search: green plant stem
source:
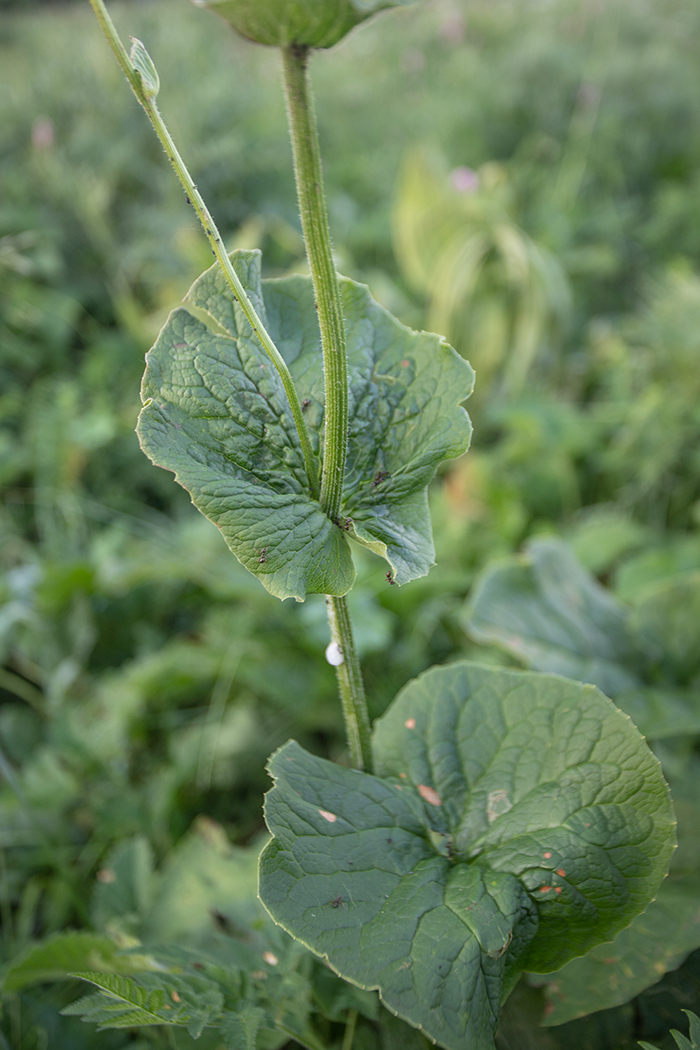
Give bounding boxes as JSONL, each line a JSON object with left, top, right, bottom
{"left": 0, "top": 669, "right": 44, "bottom": 713}
{"left": 281, "top": 46, "right": 347, "bottom": 523}
{"left": 88, "top": 0, "right": 320, "bottom": 501}
{"left": 282, "top": 47, "right": 372, "bottom": 771}
{"left": 326, "top": 597, "right": 373, "bottom": 773}
{"left": 341, "top": 1010, "right": 358, "bottom": 1050}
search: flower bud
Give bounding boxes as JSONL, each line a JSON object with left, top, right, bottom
{"left": 129, "top": 37, "right": 160, "bottom": 99}
{"left": 193, "top": 0, "right": 414, "bottom": 50}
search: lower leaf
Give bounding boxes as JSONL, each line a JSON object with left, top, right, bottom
{"left": 258, "top": 663, "right": 675, "bottom": 1050}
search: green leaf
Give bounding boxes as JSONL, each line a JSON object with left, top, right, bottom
{"left": 259, "top": 663, "right": 674, "bottom": 1050}
{"left": 91, "top": 835, "right": 155, "bottom": 934}
{"left": 62, "top": 970, "right": 223, "bottom": 1030}
{"left": 537, "top": 764, "right": 700, "bottom": 1023}
{"left": 679, "top": 1012, "right": 700, "bottom": 1050}
{"left": 462, "top": 538, "right": 644, "bottom": 695}
{"left": 613, "top": 686, "right": 700, "bottom": 740}
{"left": 0, "top": 932, "right": 144, "bottom": 992}
{"left": 138, "top": 251, "right": 473, "bottom": 600}
{"left": 535, "top": 875, "right": 700, "bottom": 1025}
{"left": 193, "top": 0, "right": 416, "bottom": 50}
{"left": 630, "top": 572, "right": 700, "bottom": 684}
{"left": 142, "top": 816, "right": 263, "bottom": 942}
{"left": 221, "top": 1002, "right": 267, "bottom": 1050}
{"left": 639, "top": 1010, "right": 700, "bottom": 1050}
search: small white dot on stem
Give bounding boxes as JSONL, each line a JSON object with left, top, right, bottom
{"left": 325, "top": 641, "right": 344, "bottom": 666}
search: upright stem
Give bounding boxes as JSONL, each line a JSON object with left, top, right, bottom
{"left": 282, "top": 46, "right": 372, "bottom": 772}
{"left": 88, "top": 0, "right": 319, "bottom": 500}
{"left": 281, "top": 46, "right": 347, "bottom": 523}
{"left": 326, "top": 597, "right": 373, "bottom": 773}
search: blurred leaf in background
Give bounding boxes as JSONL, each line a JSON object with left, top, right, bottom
{"left": 394, "top": 148, "right": 571, "bottom": 400}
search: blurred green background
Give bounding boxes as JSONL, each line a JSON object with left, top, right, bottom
{"left": 1, "top": 0, "right": 700, "bottom": 1046}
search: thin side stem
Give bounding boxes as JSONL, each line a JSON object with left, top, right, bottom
{"left": 341, "top": 1011, "right": 358, "bottom": 1050}
{"left": 281, "top": 46, "right": 347, "bottom": 523}
{"left": 88, "top": 0, "right": 319, "bottom": 500}
{"left": 326, "top": 597, "right": 373, "bottom": 773}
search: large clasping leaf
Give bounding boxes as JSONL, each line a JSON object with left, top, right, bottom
{"left": 258, "top": 663, "right": 674, "bottom": 1050}
{"left": 137, "top": 251, "right": 473, "bottom": 601}
{"left": 193, "top": 0, "right": 416, "bottom": 50}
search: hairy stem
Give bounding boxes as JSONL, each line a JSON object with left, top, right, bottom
{"left": 282, "top": 47, "right": 372, "bottom": 770}
{"left": 88, "top": 0, "right": 320, "bottom": 500}
{"left": 326, "top": 597, "right": 373, "bottom": 773}
{"left": 281, "top": 46, "right": 347, "bottom": 522}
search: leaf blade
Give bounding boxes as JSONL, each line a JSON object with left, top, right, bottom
{"left": 139, "top": 252, "right": 473, "bottom": 599}
{"left": 260, "top": 663, "right": 674, "bottom": 1050}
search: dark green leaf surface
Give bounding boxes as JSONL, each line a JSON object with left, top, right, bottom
{"left": 462, "top": 538, "right": 644, "bottom": 695}
{"left": 537, "top": 765, "right": 700, "bottom": 1023}
{"left": 630, "top": 573, "right": 700, "bottom": 684}
{"left": 138, "top": 252, "right": 473, "bottom": 600}
{"left": 536, "top": 876, "right": 700, "bottom": 1025}
{"left": 259, "top": 663, "right": 674, "bottom": 1050}
{"left": 194, "top": 0, "right": 415, "bottom": 49}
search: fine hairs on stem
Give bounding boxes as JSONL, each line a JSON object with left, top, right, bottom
{"left": 281, "top": 44, "right": 373, "bottom": 771}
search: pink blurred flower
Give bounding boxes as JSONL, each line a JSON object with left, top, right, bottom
{"left": 450, "top": 167, "right": 479, "bottom": 193}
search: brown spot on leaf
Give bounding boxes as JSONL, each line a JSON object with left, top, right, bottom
{"left": 417, "top": 784, "right": 442, "bottom": 806}
{"left": 404, "top": 718, "right": 416, "bottom": 729}
{"left": 319, "top": 809, "right": 337, "bottom": 823}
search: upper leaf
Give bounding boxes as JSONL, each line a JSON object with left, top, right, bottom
{"left": 138, "top": 251, "right": 473, "bottom": 601}
{"left": 259, "top": 662, "right": 674, "bottom": 1050}
{"left": 193, "top": 0, "right": 415, "bottom": 50}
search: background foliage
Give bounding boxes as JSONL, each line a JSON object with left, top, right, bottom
{"left": 1, "top": 0, "right": 700, "bottom": 1046}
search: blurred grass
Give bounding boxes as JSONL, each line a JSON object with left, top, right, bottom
{"left": 2, "top": 0, "right": 700, "bottom": 1046}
